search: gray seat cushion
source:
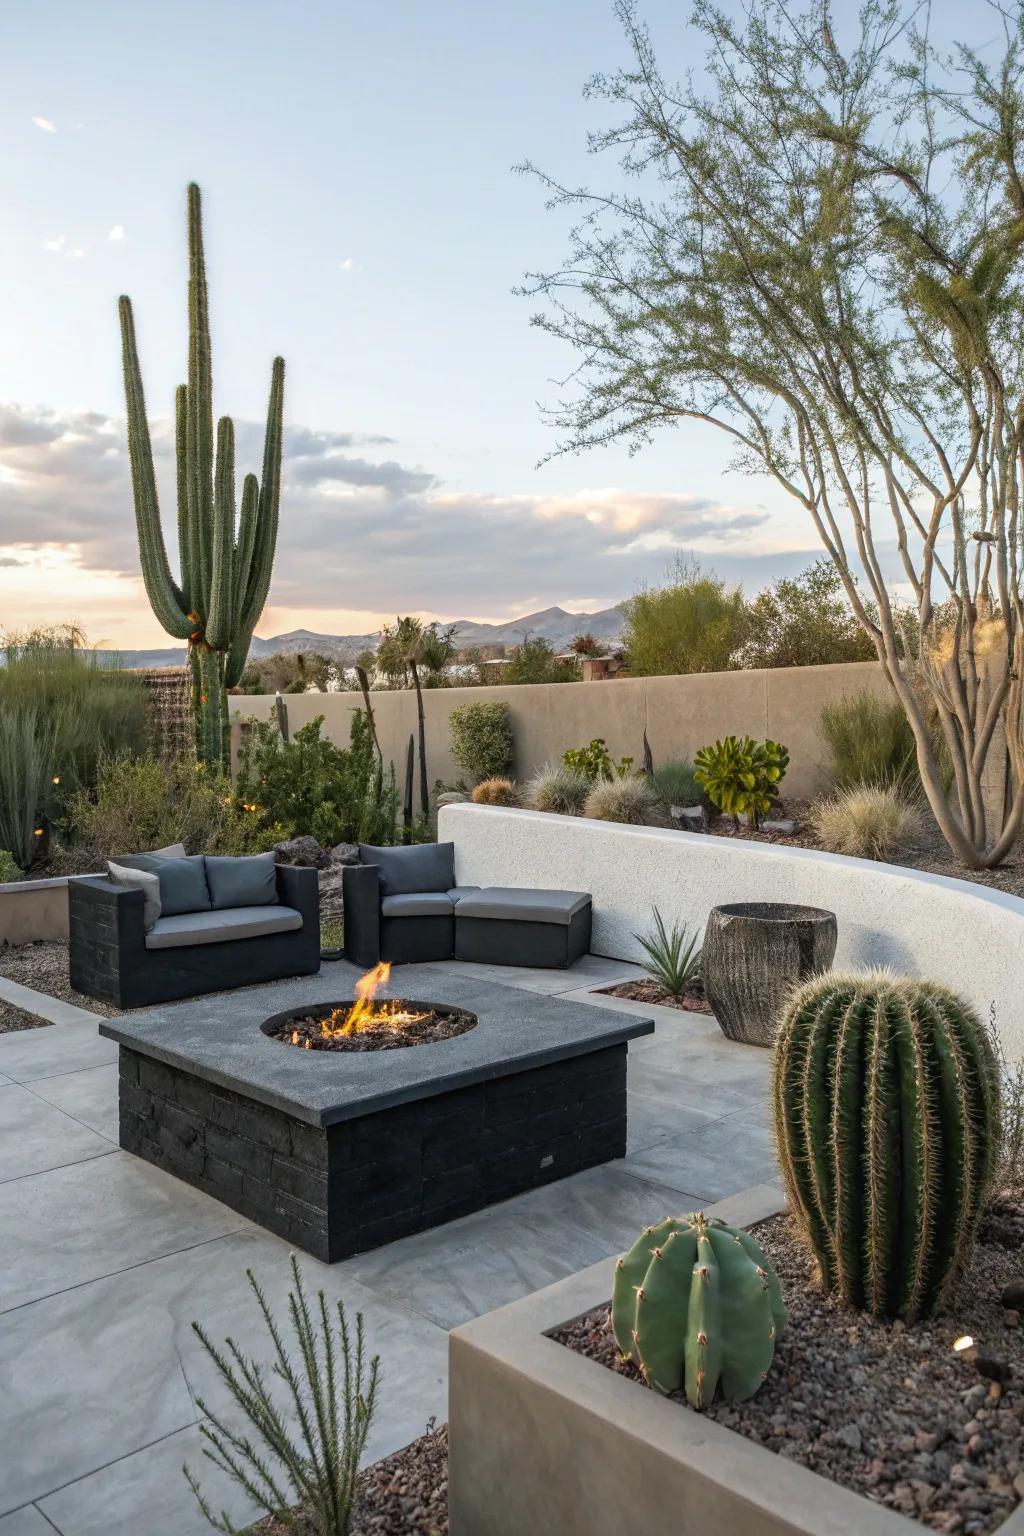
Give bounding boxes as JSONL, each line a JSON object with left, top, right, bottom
{"left": 116, "top": 852, "right": 211, "bottom": 916}
{"left": 144, "top": 904, "right": 302, "bottom": 950}
{"left": 205, "top": 852, "right": 278, "bottom": 910}
{"left": 359, "top": 841, "right": 455, "bottom": 896}
{"left": 455, "top": 887, "right": 591, "bottom": 925}
{"left": 381, "top": 891, "right": 456, "bottom": 918}
{"left": 448, "top": 886, "right": 480, "bottom": 904}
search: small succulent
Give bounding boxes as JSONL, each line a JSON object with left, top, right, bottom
{"left": 694, "top": 735, "right": 789, "bottom": 823}
{"left": 611, "top": 1213, "right": 786, "bottom": 1408}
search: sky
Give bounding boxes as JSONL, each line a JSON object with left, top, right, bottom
{"left": 0, "top": 0, "right": 969, "bottom": 648}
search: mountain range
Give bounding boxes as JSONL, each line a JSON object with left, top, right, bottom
{"left": 107, "top": 604, "right": 626, "bottom": 671}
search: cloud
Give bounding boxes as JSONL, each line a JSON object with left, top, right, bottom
{"left": 66, "top": 248, "right": 86, "bottom": 261}
{"left": 32, "top": 115, "right": 56, "bottom": 133}
{"left": 0, "top": 557, "right": 27, "bottom": 568}
{"left": 338, "top": 257, "right": 359, "bottom": 271}
{"left": 108, "top": 225, "right": 125, "bottom": 241}
{"left": 42, "top": 235, "right": 66, "bottom": 253}
{"left": 0, "top": 399, "right": 789, "bottom": 621}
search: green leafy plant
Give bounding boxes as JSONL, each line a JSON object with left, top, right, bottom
{"left": 633, "top": 909, "right": 702, "bottom": 997}
{"left": 470, "top": 777, "right": 522, "bottom": 806}
{"left": 733, "top": 561, "right": 877, "bottom": 669}
{"left": 819, "top": 690, "right": 918, "bottom": 791}
{"left": 503, "top": 636, "right": 577, "bottom": 684}
{"left": 774, "top": 972, "right": 1001, "bottom": 1322}
{"left": 611, "top": 1213, "right": 786, "bottom": 1406}
{"left": 693, "top": 736, "right": 789, "bottom": 824}
{"left": 184, "top": 1255, "right": 379, "bottom": 1535}
{"left": 0, "top": 850, "right": 19, "bottom": 884}
{"left": 619, "top": 557, "right": 747, "bottom": 677}
{"left": 525, "top": 762, "right": 591, "bottom": 815}
{"left": 810, "top": 783, "right": 922, "bottom": 862}
{"left": 562, "top": 738, "right": 633, "bottom": 782}
{"left": 583, "top": 775, "right": 661, "bottom": 824}
{"left": 448, "top": 701, "right": 513, "bottom": 783}
{"left": 119, "top": 183, "right": 284, "bottom": 768}
{"left": 651, "top": 758, "right": 703, "bottom": 809}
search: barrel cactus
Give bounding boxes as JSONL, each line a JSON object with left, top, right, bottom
{"left": 119, "top": 183, "right": 284, "bottom": 767}
{"left": 611, "top": 1213, "right": 787, "bottom": 1408}
{"left": 773, "top": 972, "right": 1001, "bottom": 1323}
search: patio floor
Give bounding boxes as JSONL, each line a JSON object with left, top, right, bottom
{"left": 0, "top": 953, "right": 779, "bottom": 1535}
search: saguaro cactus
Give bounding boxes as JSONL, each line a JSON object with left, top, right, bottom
{"left": 611, "top": 1213, "right": 786, "bottom": 1408}
{"left": 773, "top": 972, "right": 1001, "bottom": 1322}
{"left": 119, "top": 183, "right": 284, "bottom": 765}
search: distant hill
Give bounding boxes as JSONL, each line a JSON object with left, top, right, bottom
{"left": 106, "top": 604, "right": 625, "bottom": 671}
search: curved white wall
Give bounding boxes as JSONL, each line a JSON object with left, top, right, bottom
{"left": 439, "top": 803, "right": 1024, "bottom": 1060}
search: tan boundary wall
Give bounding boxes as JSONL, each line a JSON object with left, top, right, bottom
{"left": 229, "top": 659, "right": 889, "bottom": 801}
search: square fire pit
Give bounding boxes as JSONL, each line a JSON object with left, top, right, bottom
{"left": 98, "top": 964, "right": 654, "bottom": 1262}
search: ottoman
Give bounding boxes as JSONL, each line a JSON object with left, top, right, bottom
{"left": 454, "top": 887, "right": 592, "bottom": 969}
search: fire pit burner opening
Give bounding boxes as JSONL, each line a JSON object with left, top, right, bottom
{"left": 262, "top": 962, "right": 477, "bottom": 1053}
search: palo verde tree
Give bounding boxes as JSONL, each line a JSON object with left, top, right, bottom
{"left": 520, "top": 1, "right": 1024, "bottom": 867}
{"left": 119, "top": 183, "right": 284, "bottom": 767}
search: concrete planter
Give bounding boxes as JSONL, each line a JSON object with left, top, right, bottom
{"left": 702, "top": 902, "right": 837, "bottom": 1047}
{"left": 0, "top": 875, "right": 81, "bottom": 945}
{"left": 448, "top": 1183, "right": 1010, "bottom": 1536}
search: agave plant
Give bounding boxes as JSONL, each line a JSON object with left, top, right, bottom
{"left": 632, "top": 908, "right": 702, "bottom": 997}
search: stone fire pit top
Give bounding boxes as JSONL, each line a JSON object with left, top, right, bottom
{"left": 98, "top": 963, "right": 654, "bottom": 1126}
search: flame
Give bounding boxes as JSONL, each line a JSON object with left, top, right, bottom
{"left": 308, "top": 963, "right": 429, "bottom": 1040}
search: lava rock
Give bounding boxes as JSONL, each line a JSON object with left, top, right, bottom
{"left": 273, "top": 835, "right": 330, "bottom": 869}
{"left": 1000, "top": 1279, "right": 1024, "bottom": 1311}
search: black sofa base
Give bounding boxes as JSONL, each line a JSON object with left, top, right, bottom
{"left": 118, "top": 1040, "right": 628, "bottom": 1261}
{"left": 455, "top": 907, "right": 592, "bottom": 970}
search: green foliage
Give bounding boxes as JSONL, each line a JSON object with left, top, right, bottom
{"left": 239, "top": 652, "right": 338, "bottom": 695}
{"left": 583, "top": 775, "right": 661, "bottom": 824}
{"left": 449, "top": 701, "right": 513, "bottom": 783}
{"left": 0, "top": 850, "right": 19, "bottom": 884}
{"left": 562, "top": 737, "right": 634, "bottom": 782}
{"left": 235, "top": 712, "right": 398, "bottom": 848}
{"left": 620, "top": 559, "right": 745, "bottom": 677}
{"left": 632, "top": 908, "right": 702, "bottom": 997}
{"left": 525, "top": 762, "right": 591, "bottom": 815}
{"left": 819, "top": 690, "right": 918, "bottom": 790}
{"left": 734, "top": 562, "right": 876, "bottom": 670}
{"left": 119, "top": 183, "right": 284, "bottom": 767}
{"left": 67, "top": 755, "right": 283, "bottom": 863}
{"left": 651, "top": 758, "right": 703, "bottom": 808}
{"left": 184, "top": 1254, "right": 379, "bottom": 1535}
{"left": 503, "top": 636, "right": 577, "bottom": 685}
{"left": 0, "top": 706, "right": 59, "bottom": 870}
{"left": 694, "top": 737, "right": 789, "bottom": 823}
{"left": 470, "top": 777, "right": 522, "bottom": 806}
{"left": 811, "top": 783, "right": 922, "bottom": 861}
{"left": 774, "top": 973, "right": 1001, "bottom": 1322}
{"left": 611, "top": 1213, "right": 787, "bottom": 1407}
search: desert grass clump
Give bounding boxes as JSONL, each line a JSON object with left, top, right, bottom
{"left": 819, "top": 690, "right": 917, "bottom": 790}
{"left": 185, "top": 1254, "right": 379, "bottom": 1535}
{"left": 774, "top": 971, "right": 1001, "bottom": 1321}
{"left": 525, "top": 762, "right": 591, "bottom": 816}
{"left": 633, "top": 908, "right": 702, "bottom": 996}
{"left": 651, "top": 757, "right": 703, "bottom": 808}
{"left": 810, "top": 783, "right": 922, "bottom": 862}
{"left": 584, "top": 775, "right": 662, "bottom": 825}
{"left": 471, "top": 777, "right": 522, "bottom": 807}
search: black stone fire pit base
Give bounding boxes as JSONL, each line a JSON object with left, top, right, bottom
{"left": 101, "top": 965, "right": 654, "bottom": 1262}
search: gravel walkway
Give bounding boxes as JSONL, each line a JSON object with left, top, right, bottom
{"left": 554, "top": 1193, "right": 1024, "bottom": 1534}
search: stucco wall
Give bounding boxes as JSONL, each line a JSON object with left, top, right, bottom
{"left": 439, "top": 803, "right": 1024, "bottom": 1060}
{"left": 230, "top": 659, "right": 888, "bottom": 800}
{"left": 0, "top": 878, "right": 73, "bottom": 945}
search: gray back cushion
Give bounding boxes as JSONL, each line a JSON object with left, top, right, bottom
{"left": 204, "top": 852, "right": 278, "bottom": 911}
{"left": 116, "top": 852, "right": 211, "bottom": 916}
{"left": 107, "top": 861, "right": 161, "bottom": 931}
{"left": 359, "top": 841, "right": 455, "bottom": 896}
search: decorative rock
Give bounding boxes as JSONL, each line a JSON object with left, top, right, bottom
{"left": 273, "top": 835, "right": 330, "bottom": 869}
{"left": 329, "top": 842, "right": 359, "bottom": 866}
{"left": 1001, "top": 1309, "right": 1020, "bottom": 1329}
{"left": 1000, "top": 1280, "right": 1024, "bottom": 1311}
{"left": 836, "top": 1423, "right": 863, "bottom": 1452}
{"left": 701, "top": 902, "right": 838, "bottom": 1047}
{"left": 436, "top": 791, "right": 469, "bottom": 810}
{"left": 761, "top": 818, "right": 796, "bottom": 835}
{"left": 671, "top": 806, "right": 706, "bottom": 833}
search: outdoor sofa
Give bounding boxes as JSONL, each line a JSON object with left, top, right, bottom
{"left": 69, "top": 845, "right": 320, "bottom": 1008}
{"left": 342, "top": 841, "right": 592, "bottom": 969}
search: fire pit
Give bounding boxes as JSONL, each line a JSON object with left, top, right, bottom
{"left": 265, "top": 962, "right": 477, "bottom": 1052}
{"left": 99, "top": 964, "right": 654, "bottom": 1262}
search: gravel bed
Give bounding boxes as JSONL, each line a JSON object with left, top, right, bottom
{"left": 0, "top": 940, "right": 114, "bottom": 1027}
{"left": 552, "top": 1194, "right": 1024, "bottom": 1533}
{"left": 597, "top": 977, "right": 713, "bottom": 1015}
{"left": 248, "top": 1421, "right": 447, "bottom": 1534}
{"left": 0, "top": 1005, "right": 52, "bottom": 1034}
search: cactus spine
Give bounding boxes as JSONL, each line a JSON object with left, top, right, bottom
{"left": 773, "top": 972, "right": 1001, "bottom": 1323}
{"left": 119, "top": 183, "right": 284, "bottom": 766}
{"left": 611, "top": 1213, "right": 786, "bottom": 1408}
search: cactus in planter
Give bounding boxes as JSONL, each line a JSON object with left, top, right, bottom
{"left": 611, "top": 1213, "right": 786, "bottom": 1408}
{"left": 119, "top": 183, "right": 284, "bottom": 767}
{"left": 773, "top": 973, "right": 1001, "bottom": 1322}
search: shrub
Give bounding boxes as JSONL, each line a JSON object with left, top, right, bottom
{"left": 733, "top": 560, "right": 876, "bottom": 669}
{"left": 449, "top": 701, "right": 513, "bottom": 782}
{"left": 632, "top": 908, "right": 702, "bottom": 996}
{"left": 987, "top": 1003, "right": 1024, "bottom": 1192}
{"left": 471, "top": 777, "right": 521, "bottom": 806}
{"left": 621, "top": 557, "right": 746, "bottom": 676}
{"left": 185, "top": 1254, "right": 379, "bottom": 1535}
{"left": 0, "top": 705, "right": 61, "bottom": 870}
{"left": 693, "top": 736, "right": 789, "bottom": 823}
{"left": 0, "top": 850, "right": 21, "bottom": 883}
{"left": 819, "top": 689, "right": 917, "bottom": 789}
{"left": 525, "top": 762, "right": 591, "bottom": 815}
{"left": 67, "top": 755, "right": 284, "bottom": 861}
{"left": 774, "top": 972, "right": 1001, "bottom": 1321}
{"left": 584, "top": 775, "right": 662, "bottom": 824}
{"left": 562, "top": 738, "right": 633, "bottom": 782}
{"left": 235, "top": 711, "right": 397, "bottom": 847}
{"left": 651, "top": 758, "right": 703, "bottom": 808}
{"left": 503, "top": 636, "right": 576, "bottom": 685}
{"left": 810, "top": 783, "right": 922, "bottom": 861}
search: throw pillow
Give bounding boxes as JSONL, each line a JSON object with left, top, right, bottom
{"left": 358, "top": 841, "right": 455, "bottom": 896}
{"left": 204, "top": 852, "right": 278, "bottom": 910}
{"left": 107, "top": 861, "right": 162, "bottom": 931}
